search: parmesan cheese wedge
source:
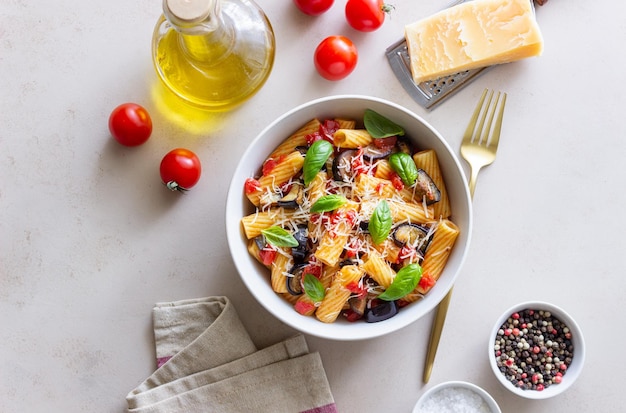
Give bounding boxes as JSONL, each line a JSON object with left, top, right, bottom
{"left": 404, "top": 0, "right": 544, "bottom": 83}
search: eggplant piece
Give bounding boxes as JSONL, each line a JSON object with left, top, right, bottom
{"left": 392, "top": 223, "right": 430, "bottom": 251}
{"left": 286, "top": 263, "right": 307, "bottom": 295}
{"left": 292, "top": 226, "right": 309, "bottom": 263}
{"left": 397, "top": 139, "right": 412, "bottom": 155}
{"left": 365, "top": 300, "right": 398, "bottom": 323}
{"left": 362, "top": 143, "right": 395, "bottom": 162}
{"left": 413, "top": 169, "right": 441, "bottom": 205}
{"left": 332, "top": 149, "right": 356, "bottom": 182}
{"left": 295, "top": 145, "right": 308, "bottom": 155}
{"left": 276, "top": 184, "right": 304, "bottom": 209}
{"left": 348, "top": 295, "right": 367, "bottom": 317}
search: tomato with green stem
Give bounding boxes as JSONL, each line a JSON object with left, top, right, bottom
{"left": 314, "top": 36, "right": 358, "bottom": 81}
{"left": 159, "top": 148, "right": 202, "bottom": 192}
{"left": 345, "top": 0, "right": 394, "bottom": 32}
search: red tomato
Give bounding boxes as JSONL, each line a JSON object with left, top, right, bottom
{"left": 159, "top": 148, "right": 202, "bottom": 192}
{"left": 293, "top": 0, "right": 334, "bottom": 15}
{"left": 345, "top": 0, "right": 394, "bottom": 32}
{"left": 314, "top": 36, "right": 358, "bottom": 81}
{"left": 108, "top": 103, "right": 152, "bottom": 146}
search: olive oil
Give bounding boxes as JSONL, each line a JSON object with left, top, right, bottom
{"left": 152, "top": 0, "right": 275, "bottom": 111}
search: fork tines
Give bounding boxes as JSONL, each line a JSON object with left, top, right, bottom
{"left": 466, "top": 89, "right": 507, "bottom": 146}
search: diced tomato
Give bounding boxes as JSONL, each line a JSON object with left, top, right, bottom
{"left": 323, "top": 119, "right": 341, "bottom": 135}
{"left": 261, "top": 155, "right": 286, "bottom": 176}
{"left": 344, "top": 309, "right": 362, "bottom": 322}
{"left": 244, "top": 178, "right": 261, "bottom": 194}
{"left": 398, "top": 245, "right": 419, "bottom": 263}
{"left": 305, "top": 132, "right": 322, "bottom": 146}
{"left": 418, "top": 273, "right": 436, "bottom": 290}
{"left": 373, "top": 136, "right": 397, "bottom": 149}
{"left": 295, "top": 300, "right": 316, "bottom": 315}
{"left": 259, "top": 247, "right": 277, "bottom": 266}
{"left": 302, "top": 262, "right": 322, "bottom": 279}
{"left": 390, "top": 172, "right": 404, "bottom": 190}
{"left": 344, "top": 237, "right": 362, "bottom": 259}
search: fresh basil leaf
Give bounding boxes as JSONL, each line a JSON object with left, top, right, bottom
{"left": 368, "top": 200, "right": 392, "bottom": 245}
{"left": 378, "top": 263, "right": 423, "bottom": 301}
{"left": 310, "top": 194, "right": 347, "bottom": 213}
{"left": 389, "top": 152, "right": 418, "bottom": 186}
{"left": 303, "top": 140, "right": 333, "bottom": 185}
{"left": 261, "top": 226, "right": 299, "bottom": 247}
{"left": 304, "top": 273, "right": 325, "bottom": 302}
{"left": 363, "top": 109, "right": 405, "bottom": 139}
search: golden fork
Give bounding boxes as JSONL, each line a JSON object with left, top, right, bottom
{"left": 422, "top": 89, "right": 507, "bottom": 383}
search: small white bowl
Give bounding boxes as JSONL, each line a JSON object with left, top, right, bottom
{"left": 413, "top": 381, "right": 501, "bottom": 413}
{"left": 225, "top": 95, "right": 472, "bottom": 340}
{"left": 488, "top": 301, "right": 585, "bottom": 399}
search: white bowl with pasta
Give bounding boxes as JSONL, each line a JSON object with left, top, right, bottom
{"left": 225, "top": 95, "right": 472, "bottom": 340}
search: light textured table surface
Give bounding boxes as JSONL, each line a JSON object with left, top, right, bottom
{"left": 2, "top": 1, "right": 624, "bottom": 412}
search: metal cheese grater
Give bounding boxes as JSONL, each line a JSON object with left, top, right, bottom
{"left": 385, "top": 38, "right": 489, "bottom": 110}
{"left": 385, "top": 0, "right": 489, "bottom": 110}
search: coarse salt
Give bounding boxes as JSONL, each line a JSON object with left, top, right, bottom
{"left": 418, "top": 387, "right": 491, "bottom": 413}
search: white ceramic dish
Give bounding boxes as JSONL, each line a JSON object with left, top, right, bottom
{"left": 225, "top": 95, "right": 472, "bottom": 340}
{"left": 488, "top": 301, "right": 585, "bottom": 399}
{"left": 412, "top": 381, "right": 501, "bottom": 413}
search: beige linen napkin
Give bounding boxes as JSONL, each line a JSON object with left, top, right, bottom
{"left": 126, "top": 296, "right": 338, "bottom": 413}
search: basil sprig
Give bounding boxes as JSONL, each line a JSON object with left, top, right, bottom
{"left": 389, "top": 152, "right": 418, "bottom": 186}
{"left": 363, "top": 109, "right": 405, "bottom": 139}
{"left": 261, "top": 226, "right": 299, "bottom": 247}
{"left": 303, "top": 140, "right": 333, "bottom": 185}
{"left": 368, "top": 200, "right": 392, "bottom": 245}
{"left": 378, "top": 263, "right": 423, "bottom": 301}
{"left": 304, "top": 273, "right": 325, "bottom": 302}
{"left": 310, "top": 194, "right": 347, "bottom": 213}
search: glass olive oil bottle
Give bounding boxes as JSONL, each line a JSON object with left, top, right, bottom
{"left": 152, "top": 0, "right": 275, "bottom": 111}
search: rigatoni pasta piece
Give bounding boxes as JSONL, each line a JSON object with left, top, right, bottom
{"left": 362, "top": 249, "right": 396, "bottom": 289}
{"left": 307, "top": 170, "right": 328, "bottom": 205}
{"left": 333, "top": 129, "right": 373, "bottom": 148}
{"left": 270, "top": 249, "right": 292, "bottom": 293}
{"left": 268, "top": 119, "right": 320, "bottom": 159}
{"left": 413, "top": 149, "right": 451, "bottom": 219}
{"left": 420, "top": 219, "right": 459, "bottom": 286}
{"left": 241, "top": 208, "right": 294, "bottom": 239}
{"left": 401, "top": 219, "right": 460, "bottom": 304}
{"left": 334, "top": 118, "right": 356, "bottom": 130}
{"left": 386, "top": 199, "right": 434, "bottom": 224}
{"left": 316, "top": 265, "right": 364, "bottom": 323}
{"left": 246, "top": 151, "right": 305, "bottom": 207}
{"left": 353, "top": 173, "right": 396, "bottom": 200}
{"left": 247, "top": 239, "right": 269, "bottom": 268}
{"left": 314, "top": 201, "right": 359, "bottom": 266}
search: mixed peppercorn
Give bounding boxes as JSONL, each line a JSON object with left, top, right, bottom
{"left": 493, "top": 309, "right": 574, "bottom": 391}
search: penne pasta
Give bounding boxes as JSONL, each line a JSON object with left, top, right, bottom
{"left": 362, "top": 249, "right": 396, "bottom": 289}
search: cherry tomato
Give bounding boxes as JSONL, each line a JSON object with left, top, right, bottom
{"left": 108, "top": 103, "right": 152, "bottom": 146}
{"left": 293, "top": 0, "right": 334, "bottom": 15}
{"left": 314, "top": 36, "right": 358, "bottom": 81}
{"left": 345, "top": 0, "right": 394, "bottom": 32}
{"left": 159, "top": 148, "right": 202, "bottom": 192}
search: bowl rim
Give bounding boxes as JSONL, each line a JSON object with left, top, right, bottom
{"left": 225, "top": 94, "right": 473, "bottom": 340}
{"left": 412, "top": 380, "right": 501, "bottom": 413}
{"left": 488, "top": 300, "right": 586, "bottom": 399}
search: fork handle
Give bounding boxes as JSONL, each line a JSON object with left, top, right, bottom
{"left": 423, "top": 287, "right": 454, "bottom": 383}
{"left": 468, "top": 165, "right": 481, "bottom": 198}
